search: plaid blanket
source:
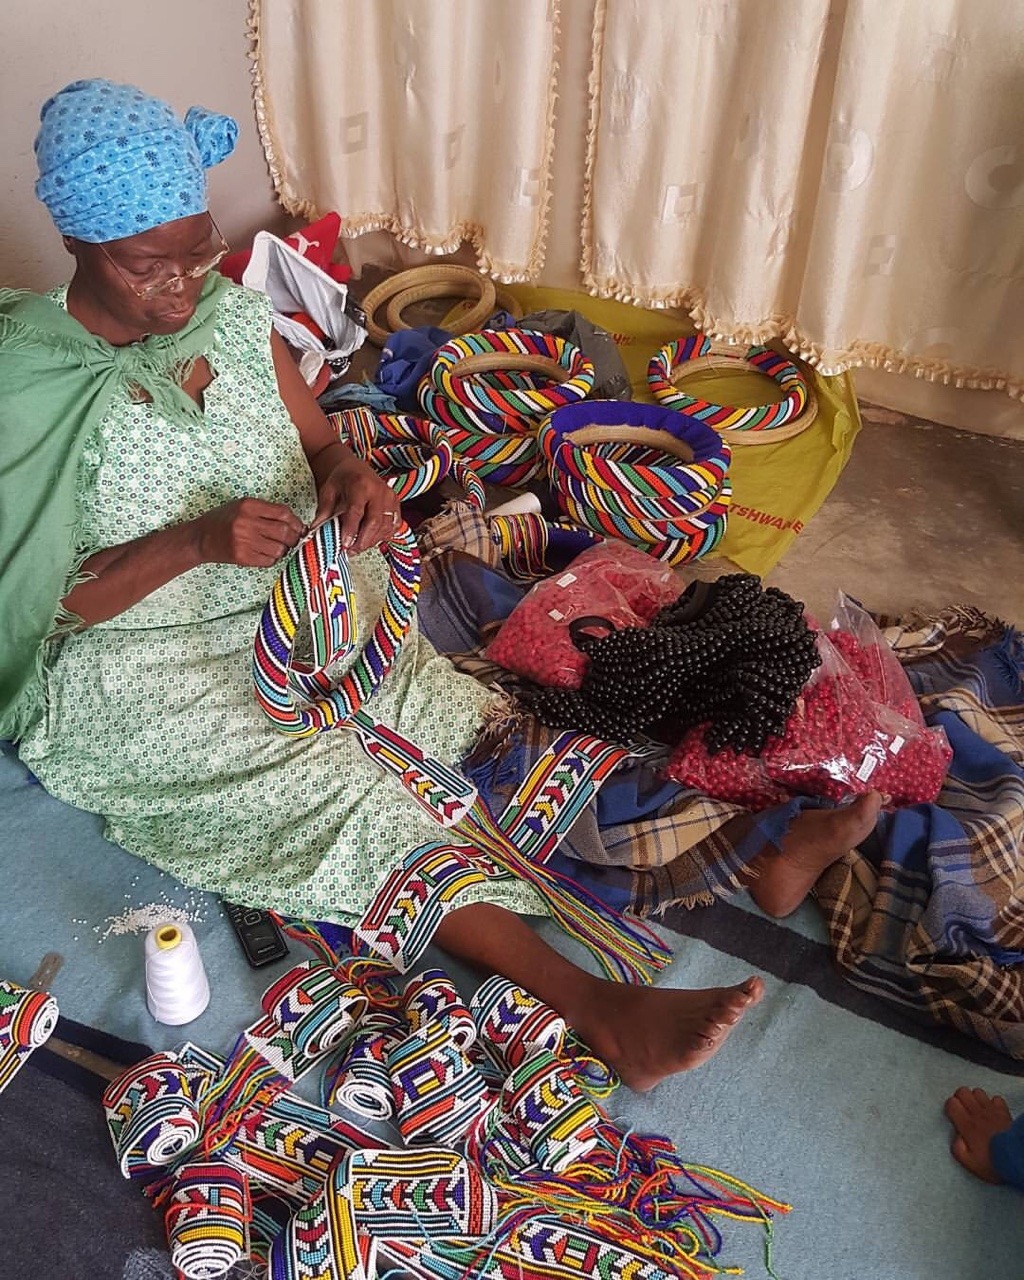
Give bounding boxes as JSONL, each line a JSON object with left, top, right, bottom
{"left": 815, "top": 612, "right": 1024, "bottom": 1057}
{"left": 418, "top": 505, "right": 1024, "bottom": 1057}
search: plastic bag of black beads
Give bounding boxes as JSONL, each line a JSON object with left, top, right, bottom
{"left": 485, "top": 541, "right": 680, "bottom": 689}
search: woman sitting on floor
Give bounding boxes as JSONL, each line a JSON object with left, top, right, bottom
{"left": 0, "top": 79, "right": 879, "bottom": 1091}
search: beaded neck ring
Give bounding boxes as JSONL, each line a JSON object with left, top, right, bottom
{"left": 417, "top": 329, "right": 596, "bottom": 487}
{"left": 647, "top": 333, "right": 817, "bottom": 443}
{"left": 538, "top": 400, "right": 732, "bottom": 565}
{"left": 329, "top": 407, "right": 485, "bottom": 509}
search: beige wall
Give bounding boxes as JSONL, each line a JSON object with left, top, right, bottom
{"left": 4, "top": 1, "right": 1021, "bottom": 438}
{"left": 0, "top": 0, "right": 287, "bottom": 292}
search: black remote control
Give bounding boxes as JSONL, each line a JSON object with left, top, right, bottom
{"left": 223, "top": 902, "right": 289, "bottom": 969}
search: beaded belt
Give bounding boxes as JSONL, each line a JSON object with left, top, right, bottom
{"left": 252, "top": 519, "right": 670, "bottom": 986}
{"left": 0, "top": 978, "right": 59, "bottom": 1095}
{"left": 417, "top": 330, "right": 596, "bottom": 486}
{"left": 647, "top": 333, "right": 817, "bottom": 442}
{"left": 538, "top": 401, "right": 732, "bottom": 564}
{"left": 329, "top": 406, "right": 485, "bottom": 509}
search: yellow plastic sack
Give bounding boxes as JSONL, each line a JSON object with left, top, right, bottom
{"left": 498, "top": 285, "right": 861, "bottom": 577}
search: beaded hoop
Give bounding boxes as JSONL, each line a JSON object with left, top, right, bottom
{"left": 539, "top": 401, "right": 732, "bottom": 565}
{"left": 361, "top": 265, "right": 497, "bottom": 346}
{"left": 647, "top": 334, "right": 812, "bottom": 436}
{"left": 253, "top": 518, "right": 420, "bottom": 737}
{"left": 417, "top": 393, "right": 546, "bottom": 486}
{"left": 330, "top": 408, "right": 485, "bottom": 509}
{"left": 427, "top": 330, "right": 595, "bottom": 427}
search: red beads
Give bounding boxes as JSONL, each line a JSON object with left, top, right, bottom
{"left": 665, "top": 629, "right": 952, "bottom": 808}
{"left": 486, "top": 544, "right": 679, "bottom": 690}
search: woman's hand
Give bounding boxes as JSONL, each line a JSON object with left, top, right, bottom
{"left": 193, "top": 497, "right": 306, "bottom": 567}
{"left": 311, "top": 450, "right": 400, "bottom": 553}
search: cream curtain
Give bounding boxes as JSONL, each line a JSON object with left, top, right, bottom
{"left": 583, "top": 0, "right": 1024, "bottom": 396}
{"left": 249, "top": 0, "right": 560, "bottom": 280}
{"left": 251, "top": 0, "right": 1024, "bottom": 400}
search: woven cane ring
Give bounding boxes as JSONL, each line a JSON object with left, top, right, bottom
{"left": 361, "top": 265, "right": 497, "bottom": 346}
{"left": 386, "top": 280, "right": 523, "bottom": 333}
{"left": 253, "top": 517, "right": 420, "bottom": 737}
{"left": 428, "top": 330, "right": 595, "bottom": 426}
{"left": 647, "top": 334, "right": 811, "bottom": 433}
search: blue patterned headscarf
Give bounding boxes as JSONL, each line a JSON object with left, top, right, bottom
{"left": 34, "top": 79, "right": 238, "bottom": 243}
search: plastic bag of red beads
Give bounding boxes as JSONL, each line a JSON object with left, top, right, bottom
{"left": 665, "top": 630, "right": 952, "bottom": 807}
{"left": 486, "top": 541, "right": 680, "bottom": 689}
{"left": 828, "top": 592, "right": 926, "bottom": 728}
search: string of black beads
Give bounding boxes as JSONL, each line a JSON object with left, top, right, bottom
{"left": 526, "top": 574, "right": 821, "bottom": 753}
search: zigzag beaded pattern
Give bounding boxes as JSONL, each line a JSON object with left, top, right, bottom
{"left": 252, "top": 518, "right": 420, "bottom": 737}
{"left": 647, "top": 333, "right": 810, "bottom": 431}
{"left": 428, "top": 329, "right": 596, "bottom": 424}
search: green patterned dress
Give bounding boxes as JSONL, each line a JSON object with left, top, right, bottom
{"left": 18, "top": 284, "right": 541, "bottom": 923}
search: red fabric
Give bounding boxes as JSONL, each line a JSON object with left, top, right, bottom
{"left": 218, "top": 212, "right": 352, "bottom": 286}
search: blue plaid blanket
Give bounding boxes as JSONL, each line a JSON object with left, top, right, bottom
{"left": 419, "top": 505, "right": 1024, "bottom": 1058}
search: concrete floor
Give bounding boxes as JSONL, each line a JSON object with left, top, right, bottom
{"left": 763, "top": 402, "right": 1023, "bottom": 625}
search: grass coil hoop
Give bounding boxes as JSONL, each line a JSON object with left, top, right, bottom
{"left": 647, "top": 334, "right": 812, "bottom": 435}
{"left": 426, "top": 330, "right": 596, "bottom": 426}
{"left": 361, "top": 265, "right": 497, "bottom": 346}
{"left": 539, "top": 401, "right": 733, "bottom": 565}
{"left": 386, "top": 280, "right": 524, "bottom": 333}
{"left": 253, "top": 518, "right": 420, "bottom": 737}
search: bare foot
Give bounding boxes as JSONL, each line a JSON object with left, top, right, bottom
{"left": 571, "top": 976, "right": 765, "bottom": 1092}
{"left": 944, "top": 1087, "right": 1012, "bottom": 1184}
{"left": 746, "top": 792, "right": 882, "bottom": 918}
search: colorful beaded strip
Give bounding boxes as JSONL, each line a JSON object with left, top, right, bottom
{"left": 252, "top": 519, "right": 420, "bottom": 738}
{"left": 538, "top": 401, "right": 732, "bottom": 565}
{"left": 105, "top": 979, "right": 792, "bottom": 1280}
{"left": 253, "top": 522, "right": 672, "bottom": 987}
{"left": 647, "top": 333, "right": 810, "bottom": 431}
{"left": 0, "top": 978, "right": 59, "bottom": 1095}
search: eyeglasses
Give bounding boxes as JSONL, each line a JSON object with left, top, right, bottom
{"left": 99, "top": 216, "right": 230, "bottom": 299}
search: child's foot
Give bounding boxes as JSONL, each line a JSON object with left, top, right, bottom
{"left": 944, "top": 1087, "right": 1012, "bottom": 1184}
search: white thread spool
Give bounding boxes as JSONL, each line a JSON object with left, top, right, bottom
{"left": 144, "top": 921, "right": 210, "bottom": 1025}
{"left": 486, "top": 491, "right": 542, "bottom": 519}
